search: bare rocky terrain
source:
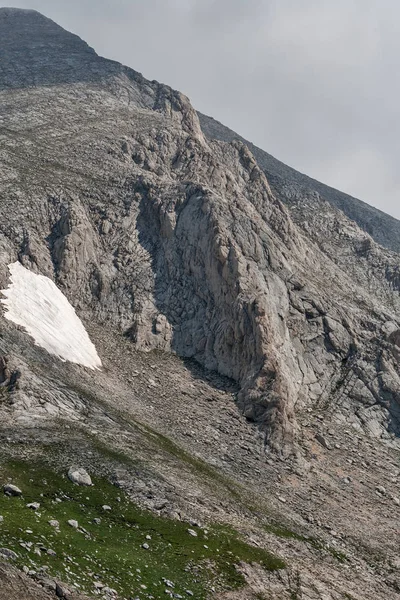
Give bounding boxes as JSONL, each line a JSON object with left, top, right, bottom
{"left": 198, "top": 112, "right": 400, "bottom": 254}
{"left": 0, "top": 7, "right": 399, "bottom": 600}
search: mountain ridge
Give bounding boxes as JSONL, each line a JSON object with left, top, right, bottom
{"left": 198, "top": 112, "right": 400, "bottom": 253}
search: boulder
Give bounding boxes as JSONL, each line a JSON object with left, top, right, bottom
{"left": 0, "top": 548, "right": 17, "bottom": 560}
{"left": 48, "top": 520, "right": 59, "bottom": 528}
{"left": 67, "top": 520, "right": 79, "bottom": 529}
{"left": 3, "top": 483, "right": 22, "bottom": 496}
{"left": 67, "top": 467, "right": 92, "bottom": 486}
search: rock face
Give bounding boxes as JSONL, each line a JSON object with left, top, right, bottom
{"left": 0, "top": 8, "right": 400, "bottom": 459}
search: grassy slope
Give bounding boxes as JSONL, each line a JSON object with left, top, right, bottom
{"left": 0, "top": 460, "right": 284, "bottom": 600}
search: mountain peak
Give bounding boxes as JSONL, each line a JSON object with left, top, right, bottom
{"left": 0, "top": 6, "right": 103, "bottom": 90}
{"left": 0, "top": 6, "right": 57, "bottom": 26}
{"left": 0, "top": 6, "right": 39, "bottom": 14}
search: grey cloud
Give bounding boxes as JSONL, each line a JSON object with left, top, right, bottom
{"left": 2, "top": 0, "right": 400, "bottom": 219}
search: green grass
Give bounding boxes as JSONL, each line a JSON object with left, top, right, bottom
{"left": 0, "top": 460, "right": 285, "bottom": 599}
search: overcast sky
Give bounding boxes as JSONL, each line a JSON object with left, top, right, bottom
{"left": 2, "top": 0, "right": 400, "bottom": 219}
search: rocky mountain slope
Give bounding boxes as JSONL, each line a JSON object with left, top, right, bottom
{"left": 199, "top": 113, "right": 400, "bottom": 254}
{"left": 0, "top": 7, "right": 399, "bottom": 600}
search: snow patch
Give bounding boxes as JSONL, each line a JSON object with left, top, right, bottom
{"left": 1, "top": 262, "right": 102, "bottom": 370}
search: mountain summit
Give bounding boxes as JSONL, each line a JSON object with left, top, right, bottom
{"left": 0, "top": 6, "right": 108, "bottom": 89}
{"left": 0, "top": 9, "right": 399, "bottom": 600}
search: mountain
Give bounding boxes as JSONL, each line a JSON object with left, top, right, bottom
{"left": 199, "top": 113, "right": 400, "bottom": 253}
{"left": 0, "top": 8, "right": 399, "bottom": 600}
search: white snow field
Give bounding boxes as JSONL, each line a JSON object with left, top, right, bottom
{"left": 1, "top": 262, "right": 102, "bottom": 370}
